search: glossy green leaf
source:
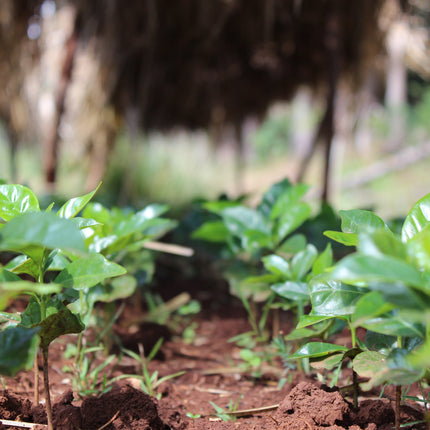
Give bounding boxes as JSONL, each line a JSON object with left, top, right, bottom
{"left": 222, "top": 206, "right": 269, "bottom": 237}
{"left": 203, "top": 200, "right": 241, "bottom": 215}
{"left": 328, "top": 254, "right": 427, "bottom": 291}
{"left": 408, "top": 338, "right": 430, "bottom": 367}
{"left": 0, "top": 212, "right": 86, "bottom": 256}
{"left": 289, "top": 342, "right": 348, "bottom": 359}
{"left": 310, "top": 353, "right": 345, "bottom": 370}
{"left": 284, "top": 326, "right": 319, "bottom": 341}
{"left": 296, "top": 314, "right": 335, "bottom": 328}
{"left": 192, "top": 220, "right": 230, "bottom": 242}
{"left": 366, "top": 281, "right": 430, "bottom": 310}
{"left": 0, "top": 326, "right": 40, "bottom": 376}
{"left": 291, "top": 244, "right": 317, "bottom": 280}
{"left": 352, "top": 291, "right": 395, "bottom": 328}
{"left": 271, "top": 281, "right": 309, "bottom": 301}
{"left": 57, "top": 183, "right": 101, "bottom": 219}
{"left": 402, "top": 192, "right": 430, "bottom": 241}
{"left": 312, "top": 243, "right": 333, "bottom": 276}
{"left": 54, "top": 254, "right": 126, "bottom": 290}
{"left": 357, "top": 230, "right": 406, "bottom": 259}
{"left": 407, "top": 225, "right": 430, "bottom": 271}
{"left": 241, "top": 229, "right": 272, "bottom": 252}
{"left": 276, "top": 233, "right": 307, "bottom": 254}
{"left": 323, "top": 231, "right": 357, "bottom": 247}
{"left": 8, "top": 256, "right": 39, "bottom": 279}
{"left": 275, "top": 202, "right": 312, "bottom": 242}
{"left": 85, "top": 275, "right": 137, "bottom": 305}
{"left": 0, "top": 281, "right": 61, "bottom": 296}
{"left": 339, "top": 209, "right": 387, "bottom": 234}
{"left": 0, "top": 184, "right": 40, "bottom": 222}
{"left": 262, "top": 254, "right": 290, "bottom": 277}
{"left": 82, "top": 202, "right": 111, "bottom": 224}
{"left": 364, "top": 331, "right": 396, "bottom": 353}
{"left": 270, "top": 182, "right": 310, "bottom": 220}
{"left": 309, "top": 278, "right": 364, "bottom": 316}
{"left": 257, "top": 178, "right": 294, "bottom": 218}
{"left": 361, "top": 316, "right": 425, "bottom": 339}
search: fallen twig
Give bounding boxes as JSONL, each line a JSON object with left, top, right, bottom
{"left": 96, "top": 410, "right": 120, "bottom": 430}
{"left": 143, "top": 241, "right": 194, "bottom": 257}
{"left": 0, "top": 419, "right": 47, "bottom": 429}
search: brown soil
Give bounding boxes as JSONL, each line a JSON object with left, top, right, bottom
{"left": 1, "top": 276, "right": 428, "bottom": 429}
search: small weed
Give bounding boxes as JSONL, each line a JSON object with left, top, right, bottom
{"left": 209, "top": 395, "right": 244, "bottom": 422}
{"left": 110, "top": 338, "right": 184, "bottom": 400}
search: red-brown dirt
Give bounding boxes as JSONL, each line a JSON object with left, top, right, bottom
{"left": 0, "top": 275, "right": 428, "bottom": 429}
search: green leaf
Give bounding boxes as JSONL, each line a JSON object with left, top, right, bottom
{"left": 312, "top": 243, "right": 333, "bottom": 276}
{"left": 0, "top": 281, "right": 61, "bottom": 296}
{"left": 355, "top": 350, "right": 424, "bottom": 389}
{"left": 269, "top": 182, "right": 310, "bottom": 220}
{"left": 0, "top": 184, "right": 40, "bottom": 222}
{"left": 367, "top": 281, "right": 430, "bottom": 310}
{"left": 271, "top": 281, "right": 309, "bottom": 301}
{"left": 276, "top": 234, "right": 307, "bottom": 254}
{"left": 39, "top": 307, "right": 85, "bottom": 349}
{"left": 339, "top": 209, "right": 387, "bottom": 234}
{"left": 289, "top": 342, "right": 348, "bottom": 359}
{"left": 222, "top": 206, "right": 269, "bottom": 237}
{"left": 296, "top": 314, "right": 335, "bottom": 328}
{"left": 257, "top": 178, "right": 294, "bottom": 218}
{"left": 309, "top": 278, "right": 365, "bottom": 316}
{"left": 275, "top": 202, "right": 312, "bottom": 242}
{"left": 291, "top": 245, "right": 317, "bottom": 280}
{"left": 357, "top": 230, "right": 406, "bottom": 259}
{"left": 310, "top": 353, "right": 345, "bottom": 370}
{"left": 192, "top": 221, "right": 230, "bottom": 242}
{"left": 352, "top": 291, "right": 395, "bottom": 328}
{"left": 362, "top": 316, "right": 425, "bottom": 338}
{"left": 82, "top": 202, "right": 111, "bottom": 224}
{"left": 262, "top": 254, "right": 291, "bottom": 277}
{"left": 408, "top": 338, "right": 430, "bottom": 368}
{"left": 353, "top": 350, "right": 387, "bottom": 378}
{"left": 407, "top": 225, "right": 430, "bottom": 271}
{"left": 0, "top": 212, "right": 86, "bottom": 257}
{"left": 241, "top": 229, "right": 272, "bottom": 252}
{"left": 0, "top": 326, "right": 40, "bottom": 376}
{"left": 86, "top": 275, "right": 137, "bottom": 304}
{"left": 323, "top": 231, "right": 357, "bottom": 247}
{"left": 402, "top": 192, "right": 430, "bottom": 241}
{"left": 7, "top": 256, "right": 39, "bottom": 279}
{"left": 54, "top": 254, "right": 126, "bottom": 290}
{"left": 364, "top": 331, "right": 396, "bottom": 353}
{"left": 57, "top": 183, "right": 101, "bottom": 219}
{"left": 328, "top": 254, "right": 427, "bottom": 291}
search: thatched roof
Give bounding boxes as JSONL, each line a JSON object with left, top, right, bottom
{"left": 1, "top": 0, "right": 387, "bottom": 136}
{"left": 73, "top": 0, "right": 386, "bottom": 130}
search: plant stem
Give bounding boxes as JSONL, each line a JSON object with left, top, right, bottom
{"left": 395, "top": 385, "right": 401, "bottom": 430}
{"left": 34, "top": 353, "right": 39, "bottom": 405}
{"left": 42, "top": 347, "right": 54, "bottom": 430}
{"left": 352, "top": 370, "right": 358, "bottom": 409}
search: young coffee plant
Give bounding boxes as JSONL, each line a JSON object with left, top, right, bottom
{"left": 0, "top": 183, "right": 127, "bottom": 429}
{"left": 0, "top": 183, "right": 178, "bottom": 430}
{"left": 288, "top": 195, "right": 430, "bottom": 429}
{"left": 192, "top": 178, "right": 313, "bottom": 340}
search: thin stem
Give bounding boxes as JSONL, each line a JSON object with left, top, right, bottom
{"left": 352, "top": 370, "right": 358, "bottom": 409}
{"left": 395, "top": 385, "right": 401, "bottom": 430}
{"left": 34, "top": 353, "right": 39, "bottom": 405}
{"left": 42, "top": 348, "right": 54, "bottom": 430}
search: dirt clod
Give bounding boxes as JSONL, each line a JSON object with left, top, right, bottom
{"left": 80, "top": 384, "right": 166, "bottom": 429}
